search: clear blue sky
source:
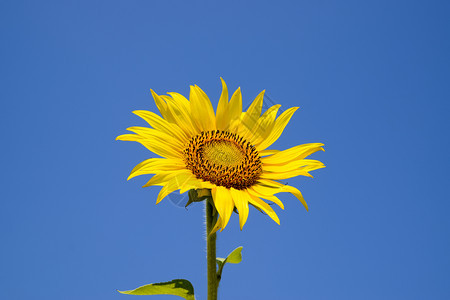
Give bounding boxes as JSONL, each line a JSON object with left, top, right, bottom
{"left": 1, "top": 1, "right": 449, "bottom": 299}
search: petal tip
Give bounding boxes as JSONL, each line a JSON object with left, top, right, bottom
{"left": 115, "top": 134, "right": 127, "bottom": 141}
{"left": 220, "top": 77, "right": 227, "bottom": 86}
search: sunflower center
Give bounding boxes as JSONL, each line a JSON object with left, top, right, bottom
{"left": 183, "top": 130, "right": 262, "bottom": 190}
{"left": 203, "top": 140, "right": 244, "bottom": 167}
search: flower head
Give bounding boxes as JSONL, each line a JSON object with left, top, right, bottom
{"left": 117, "top": 79, "right": 325, "bottom": 232}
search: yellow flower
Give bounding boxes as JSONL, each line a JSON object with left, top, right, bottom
{"left": 117, "top": 79, "right": 325, "bottom": 232}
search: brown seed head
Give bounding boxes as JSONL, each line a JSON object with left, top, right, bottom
{"left": 183, "top": 130, "right": 262, "bottom": 190}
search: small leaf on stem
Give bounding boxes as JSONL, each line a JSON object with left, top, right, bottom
{"left": 216, "top": 246, "right": 243, "bottom": 282}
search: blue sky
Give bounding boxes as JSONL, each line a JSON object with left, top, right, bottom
{"left": 1, "top": 1, "right": 449, "bottom": 299}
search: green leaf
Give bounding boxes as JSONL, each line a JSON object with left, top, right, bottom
{"left": 224, "top": 246, "right": 243, "bottom": 264}
{"left": 216, "top": 246, "right": 243, "bottom": 282}
{"left": 186, "top": 189, "right": 211, "bottom": 207}
{"left": 117, "top": 279, "right": 195, "bottom": 300}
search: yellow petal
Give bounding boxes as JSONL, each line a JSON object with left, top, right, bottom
{"left": 259, "top": 149, "right": 280, "bottom": 156}
{"left": 248, "top": 104, "right": 281, "bottom": 145}
{"left": 131, "top": 110, "right": 188, "bottom": 144}
{"left": 143, "top": 173, "right": 171, "bottom": 187}
{"left": 256, "top": 178, "right": 285, "bottom": 189}
{"left": 116, "top": 134, "right": 182, "bottom": 159}
{"left": 211, "top": 186, "right": 234, "bottom": 231}
{"left": 125, "top": 126, "right": 185, "bottom": 150}
{"left": 216, "top": 78, "right": 230, "bottom": 131}
{"left": 229, "top": 188, "right": 250, "bottom": 230}
{"left": 262, "top": 160, "right": 326, "bottom": 178}
{"left": 301, "top": 163, "right": 326, "bottom": 173}
{"left": 239, "top": 90, "right": 264, "bottom": 137}
{"left": 256, "top": 107, "right": 299, "bottom": 151}
{"left": 150, "top": 89, "right": 177, "bottom": 124}
{"left": 128, "top": 158, "right": 185, "bottom": 180}
{"left": 210, "top": 214, "right": 223, "bottom": 235}
{"left": 247, "top": 186, "right": 284, "bottom": 209}
{"left": 156, "top": 172, "right": 195, "bottom": 204}
{"left": 189, "top": 85, "right": 216, "bottom": 131}
{"left": 227, "top": 87, "right": 242, "bottom": 132}
{"left": 179, "top": 177, "right": 215, "bottom": 194}
{"left": 247, "top": 193, "right": 280, "bottom": 225}
{"left": 260, "top": 169, "right": 313, "bottom": 180}
{"left": 163, "top": 96, "right": 197, "bottom": 137}
{"left": 166, "top": 92, "right": 190, "bottom": 111}
{"left": 262, "top": 159, "right": 325, "bottom": 172}
{"left": 168, "top": 92, "right": 202, "bottom": 133}
{"left": 261, "top": 143, "right": 325, "bottom": 165}
{"left": 128, "top": 162, "right": 186, "bottom": 180}
{"left": 142, "top": 169, "right": 191, "bottom": 187}
{"left": 283, "top": 184, "right": 308, "bottom": 211}
{"left": 263, "top": 180, "right": 309, "bottom": 211}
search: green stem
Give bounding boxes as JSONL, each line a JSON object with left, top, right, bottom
{"left": 206, "top": 199, "right": 218, "bottom": 300}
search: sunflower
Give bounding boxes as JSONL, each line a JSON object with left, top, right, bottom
{"left": 117, "top": 79, "right": 325, "bottom": 233}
